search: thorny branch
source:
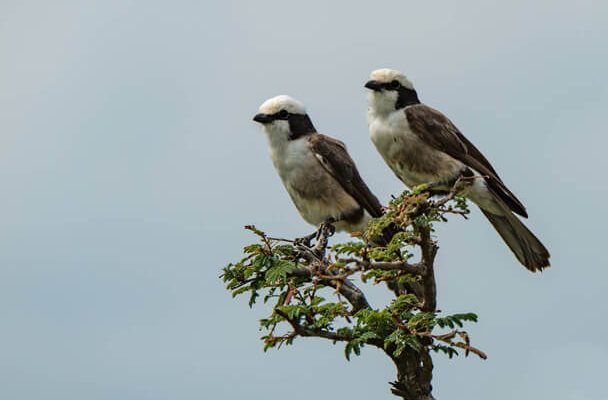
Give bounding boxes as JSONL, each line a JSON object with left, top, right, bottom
{"left": 226, "top": 182, "right": 484, "bottom": 400}
{"left": 339, "top": 258, "right": 426, "bottom": 276}
{"left": 286, "top": 220, "right": 372, "bottom": 313}
{"left": 274, "top": 309, "right": 354, "bottom": 342}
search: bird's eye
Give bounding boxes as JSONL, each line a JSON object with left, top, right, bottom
{"left": 277, "top": 110, "right": 289, "bottom": 119}
{"left": 389, "top": 80, "right": 401, "bottom": 90}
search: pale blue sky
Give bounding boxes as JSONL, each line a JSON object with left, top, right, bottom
{"left": 1, "top": 1, "right": 606, "bottom": 399}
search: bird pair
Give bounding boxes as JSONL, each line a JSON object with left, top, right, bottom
{"left": 253, "top": 68, "right": 550, "bottom": 272}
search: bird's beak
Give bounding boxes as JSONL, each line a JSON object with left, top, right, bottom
{"left": 253, "top": 113, "right": 273, "bottom": 124}
{"left": 364, "top": 80, "right": 383, "bottom": 91}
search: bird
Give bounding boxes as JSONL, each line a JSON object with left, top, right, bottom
{"left": 253, "top": 95, "right": 384, "bottom": 236}
{"left": 364, "top": 68, "right": 550, "bottom": 271}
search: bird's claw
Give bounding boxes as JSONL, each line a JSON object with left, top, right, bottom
{"left": 294, "top": 232, "right": 316, "bottom": 248}
{"left": 294, "top": 219, "right": 336, "bottom": 250}
{"left": 318, "top": 218, "right": 336, "bottom": 239}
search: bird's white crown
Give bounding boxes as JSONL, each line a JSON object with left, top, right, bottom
{"left": 370, "top": 68, "right": 415, "bottom": 90}
{"left": 258, "top": 95, "right": 306, "bottom": 115}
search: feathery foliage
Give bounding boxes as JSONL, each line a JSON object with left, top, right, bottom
{"left": 221, "top": 188, "right": 485, "bottom": 399}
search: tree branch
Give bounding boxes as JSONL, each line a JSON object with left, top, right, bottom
{"left": 226, "top": 184, "right": 481, "bottom": 400}
{"left": 418, "top": 226, "right": 438, "bottom": 312}
{"left": 288, "top": 223, "right": 372, "bottom": 314}
{"left": 342, "top": 258, "right": 426, "bottom": 276}
{"left": 274, "top": 309, "right": 352, "bottom": 342}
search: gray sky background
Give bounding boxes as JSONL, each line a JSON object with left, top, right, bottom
{"left": 1, "top": 1, "right": 607, "bottom": 399}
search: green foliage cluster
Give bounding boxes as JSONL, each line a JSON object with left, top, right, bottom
{"left": 221, "top": 190, "right": 486, "bottom": 364}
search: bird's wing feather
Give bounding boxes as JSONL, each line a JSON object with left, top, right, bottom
{"left": 309, "top": 134, "right": 384, "bottom": 218}
{"left": 405, "top": 104, "right": 528, "bottom": 217}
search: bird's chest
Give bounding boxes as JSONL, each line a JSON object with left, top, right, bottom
{"left": 270, "top": 139, "right": 337, "bottom": 200}
{"left": 369, "top": 113, "right": 462, "bottom": 187}
{"left": 269, "top": 138, "right": 357, "bottom": 225}
{"left": 370, "top": 113, "right": 439, "bottom": 187}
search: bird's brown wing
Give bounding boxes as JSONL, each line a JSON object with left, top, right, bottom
{"left": 308, "top": 134, "right": 383, "bottom": 218}
{"left": 405, "top": 104, "right": 528, "bottom": 217}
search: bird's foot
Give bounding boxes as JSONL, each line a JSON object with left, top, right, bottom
{"left": 431, "top": 175, "right": 478, "bottom": 206}
{"left": 294, "top": 231, "right": 317, "bottom": 248}
{"left": 317, "top": 218, "right": 336, "bottom": 240}
{"left": 294, "top": 219, "right": 336, "bottom": 254}
{"left": 308, "top": 218, "right": 336, "bottom": 257}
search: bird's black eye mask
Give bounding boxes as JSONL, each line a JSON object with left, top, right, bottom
{"left": 384, "top": 80, "right": 402, "bottom": 90}
{"left": 365, "top": 79, "right": 420, "bottom": 109}
{"left": 253, "top": 109, "right": 289, "bottom": 123}
{"left": 286, "top": 113, "right": 316, "bottom": 139}
{"left": 253, "top": 110, "right": 316, "bottom": 139}
{"left": 365, "top": 79, "right": 402, "bottom": 91}
{"left": 271, "top": 109, "right": 290, "bottom": 121}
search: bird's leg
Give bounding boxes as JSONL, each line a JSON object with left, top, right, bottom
{"left": 294, "top": 231, "right": 318, "bottom": 248}
{"left": 293, "top": 218, "right": 337, "bottom": 248}
{"left": 311, "top": 218, "right": 336, "bottom": 257}
{"left": 317, "top": 217, "right": 336, "bottom": 240}
{"left": 420, "top": 170, "right": 477, "bottom": 197}
{"left": 447, "top": 173, "right": 482, "bottom": 195}
{"left": 430, "top": 174, "right": 481, "bottom": 207}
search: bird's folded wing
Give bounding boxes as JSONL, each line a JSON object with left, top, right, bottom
{"left": 405, "top": 104, "right": 528, "bottom": 217}
{"left": 309, "top": 134, "right": 384, "bottom": 218}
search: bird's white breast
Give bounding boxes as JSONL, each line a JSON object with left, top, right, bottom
{"left": 267, "top": 137, "right": 362, "bottom": 230}
{"left": 368, "top": 109, "right": 463, "bottom": 188}
{"left": 269, "top": 137, "right": 312, "bottom": 182}
{"left": 368, "top": 107, "right": 505, "bottom": 216}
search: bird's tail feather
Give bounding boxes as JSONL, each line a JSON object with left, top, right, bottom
{"left": 480, "top": 208, "right": 550, "bottom": 272}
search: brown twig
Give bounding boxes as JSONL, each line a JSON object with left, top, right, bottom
{"left": 287, "top": 223, "right": 372, "bottom": 314}
{"left": 260, "top": 178, "right": 481, "bottom": 399}
{"left": 415, "top": 330, "right": 487, "bottom": 360}
{"left": 274, "top": 309, "right": 352, "bottom": 342}
{"left": 340, "top": 258, "right": 426, "bottom": 276}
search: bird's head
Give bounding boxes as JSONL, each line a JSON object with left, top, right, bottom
{"left": 253, "top": 95, "right": 315, "bottom": 144}
{"left": 365, "top": 68, "right": 418, "bottom": 115}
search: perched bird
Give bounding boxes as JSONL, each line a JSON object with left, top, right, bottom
{"left": 253, "top": 95, "right": 383, "bottom": 234}
{"left": 365, "top": 68, "right": 550, "bottom": 271}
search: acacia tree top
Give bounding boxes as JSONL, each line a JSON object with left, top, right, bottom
{"left": 222, "top": 186, "right": 486, "bottom": 400}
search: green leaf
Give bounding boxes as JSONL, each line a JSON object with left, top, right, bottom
{"left": 265, "top": 260, "right": 296, "bottom": 284}
{"left": 222, "top": 196, "right": 482, "bottom": 362}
